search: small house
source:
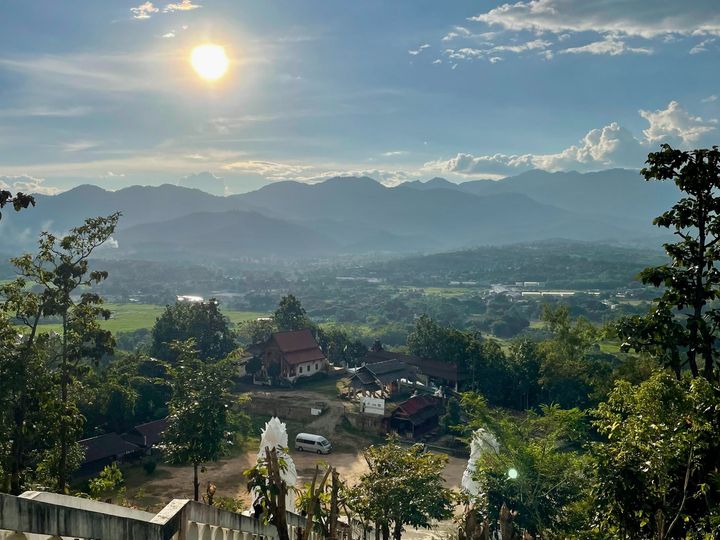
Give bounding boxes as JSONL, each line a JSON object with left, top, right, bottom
{"left": 77, "top": 433, "right": 140, "bottom": 477}
{"left": 251, "top": 329, "right": 328, "bottom": 383}
{"left": 363, "top": 345, "right": 469, "bottom": 391}
{"left": 122, "top": 418, "right": 167, "bottom": 451}
{"left": 349, "top": 359, "right": 418, "bottom": 396}
{"left": 390, "top": 395, "right": 445, "bottom": 438}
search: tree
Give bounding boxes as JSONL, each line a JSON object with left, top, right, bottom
{"left": 274, "top": 294, "right": 311, "bottom": 331}
{"left": 465, "top": 398, "right": 591, "bottom": 538}
{"left": 0, "top": 190, "right": 35, "bottom": 221}
{"left": 591, "top": 371, "right": 720, "bottom": 539}
{"left": 151, "top": 299, "right": 237, "bottom": 363}
{"left": 1, "top": 213, "right": 119, "bottom": 493}
{"left": 161, "top": 341, "right": 247, "bottom": 501}
{"left": 617, "top": 145, "right": 720, "bottom": 380}
{"left": 351, "top": 438, "right": 455, "bottom": 540}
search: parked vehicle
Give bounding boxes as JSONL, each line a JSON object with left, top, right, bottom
{"left": 295, "top": 433, "right": 332, "bottom": 454}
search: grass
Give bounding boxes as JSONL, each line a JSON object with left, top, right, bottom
{"left": 28, "top": 302, "right": 265, "bottom": 335}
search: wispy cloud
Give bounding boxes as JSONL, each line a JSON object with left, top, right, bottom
{"left": 130, "top": 2, "right": 159, "bottom": 20}
{"left": 163, "top": 0, "right": 201, "bottom": 13}
{"left": 559, "top": 36, "right": 653, "bottom": 56}
{"left": 408, "top": 44, "right": 430, "bottom": 56}
{"left": 690, "top": 38, "right": 716, "bottom": 54}
{"left": 0, "top": 175, "right": 59, "bottom": 195}
{"left": 0, "top": 105, "right": 92, "bottom": 118}
{"left": 702, "top": 94, "right": 718, "bottom": 103}
{"left": 469, "top": 0, "right": 720, "bottom": 38}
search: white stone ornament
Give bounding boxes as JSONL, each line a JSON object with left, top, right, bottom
{"left": 256, "top": 416, "right": 298, "bottom": 511}
{"left": 461, "top": 428, "right": 499, "bottom": 498}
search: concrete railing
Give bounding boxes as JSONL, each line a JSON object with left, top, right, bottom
{"left": 0, "top": 492, "right": 322, "bottom": 540}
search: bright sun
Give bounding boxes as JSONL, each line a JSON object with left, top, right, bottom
{"left": 190, "top": 44, "right": 229, "bottom": 81}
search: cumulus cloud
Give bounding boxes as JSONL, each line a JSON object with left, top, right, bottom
{"left": 640, "top": 100, "right": 717, "bottom": 145}
{"left": 559, "top": 36, "right": 653, "bottom": 56}
{"left": 163, "top": 0, "right": 201, "bottom": 12}
{"left": 130, "top": 2, "right": 159, "bottom": 19}
{"left": 423, "top": 101, "right": 717, "bottom": 177}
{"left": 469, "top": 0, "right": 720, "bottom": 38}
{"left": 408, "top": 44, "right": 430, "bottom": 56}
{"left": 0, "top": 175, "right": 59, "bottom": 195}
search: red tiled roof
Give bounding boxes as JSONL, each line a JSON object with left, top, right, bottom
{"left": 285, "top": 348, "right": 327, "bottom": 366}
{"left": 272, "top": 329, "right": 326, "bottom": 366}
{"left": 394, "top": 395, "right": 443, "bottom": 419}
{"left": 273, "top": 329, "right": 320, "bottom": 352}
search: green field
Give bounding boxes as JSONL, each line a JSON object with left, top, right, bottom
{"left": 29, "top": 303, "right": 266, "bottom": 335}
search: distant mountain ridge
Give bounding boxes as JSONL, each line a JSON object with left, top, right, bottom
{"left": 0, "top": 169, "right": 674, "bottom": 260}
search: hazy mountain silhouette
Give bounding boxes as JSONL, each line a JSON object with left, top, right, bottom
{"left": 405, "top": 168, "right": 678, "bottom": 226}
{"left": 114, "top": 210, "right": 337, "bottom": 260}
{"left": 0, "top": 169, "right": 672, "bottom": 258}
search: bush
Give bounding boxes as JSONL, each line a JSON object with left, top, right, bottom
{"left": 142, "top": 457, "right": 157, "bottom": 476}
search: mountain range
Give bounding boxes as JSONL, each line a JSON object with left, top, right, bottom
{"left": 0, "top": 169, "right": 678, "bottom": 260}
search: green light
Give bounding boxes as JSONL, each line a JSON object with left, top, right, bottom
{"left": 508, "top": 468, "right": 518, "bottom": 480}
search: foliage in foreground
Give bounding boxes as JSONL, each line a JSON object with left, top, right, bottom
{"left": 591, "top": 371, "right": 720, "bottom": 539}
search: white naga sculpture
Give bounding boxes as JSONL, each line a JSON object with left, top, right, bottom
{"left": 461, "top": 428, "right": 499, "bottom": 499}
{"left": 256, "top": 416, "right": 298, "bottom": 511}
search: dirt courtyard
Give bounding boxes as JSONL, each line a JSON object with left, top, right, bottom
{"left": 124, "top": 384, "right": 468, "bottom": 540}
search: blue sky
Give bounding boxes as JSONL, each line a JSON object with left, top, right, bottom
{"left": 0, "top": 0, "right": 719, "bottom": 195}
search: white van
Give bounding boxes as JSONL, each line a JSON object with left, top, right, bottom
{"left": 295, "top": 433, "right": 332, "bottom": 454}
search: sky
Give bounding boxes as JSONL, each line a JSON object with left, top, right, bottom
{"left": 0, "top": 0, "right": 719, "bottom": 196}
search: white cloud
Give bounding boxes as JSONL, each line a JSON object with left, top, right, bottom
{"left": 491, "top": 39, "right": 551, "bottom": 53}
{"left": 559, "top": 36, "right": 653, "bottom": 56}
{"left": 442, "top": 27, "right": 472, "bottom": 42}
{"left": 489, "top": 56, "right": 503, "bottom": 63}
{"left": 0, "top": 106, "right": 92, "bottom": 118}
{"left": 432, "top": 59, "right": 442, "bottom": 65}
{"left": 101, "top": 171, "right": 125, "bottom": 178}
{"left": 62, "top": 140, "right": 99, "bottom": 153}
{"left": 223, "top": 160, "right": 314, "bottom": 180}
{"left": 469, "top": 0, "right": 720, "bottom": 38}
{"left": 408, "top": 44, "right": 431, "bottom": 56}
{"left": 690, "top": 38, "right": 716, "bottom": 54}
{"left": 163, "top": 0, "right": 201, "bottom": 13}
{"left": 423, "top": 101, "right": 717, "bottom": 177}
{"left": 381, "top": 151, "right": 408, "bottom": 157}
{"left": 640, "top": 100, "right": 716, "bottom": 145}
{"left": 130, "top": 2, "right": 159, "bottom": 19}
{"left": 162, "top": 32, "right": 176, "bottom": 38}
{"left": 0, "top": 175, "right": 59, "bottom": 195}
{"left": 702, "top": 94, "right": 718, "bottom": 103}
{"left": 445, "top": 48, "right": 485, "bottom": 60}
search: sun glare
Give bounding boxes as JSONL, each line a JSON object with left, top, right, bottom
{"left": 190, "top": 44, "right": 229, "bottom": 81}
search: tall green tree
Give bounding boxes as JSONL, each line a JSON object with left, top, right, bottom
{"left": 462, "top": 394, "right": 591, "bottom": 538}
{"left": 617, "top": 145, "right": 720, "bottom": 380}
{"left": 151, "top": 298, "right": 237, "bottom": 363}
{"left": 591, "top": 371, "right": 720, "bottom": 539}
{"left": 1, "top": 213, "right": 119, "bottom": 493}
{"left": 161, "top": 341, "right": 248, "bottom": 501}
{"left": 273, "top": 294, "right": 311, "bottom": 331}
{"left": 351, "top": 438, "right": 454, "bottom": 540}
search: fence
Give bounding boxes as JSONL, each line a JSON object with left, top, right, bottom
{"left": 0, "top": 491, "right": 322, "bottom": 540}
